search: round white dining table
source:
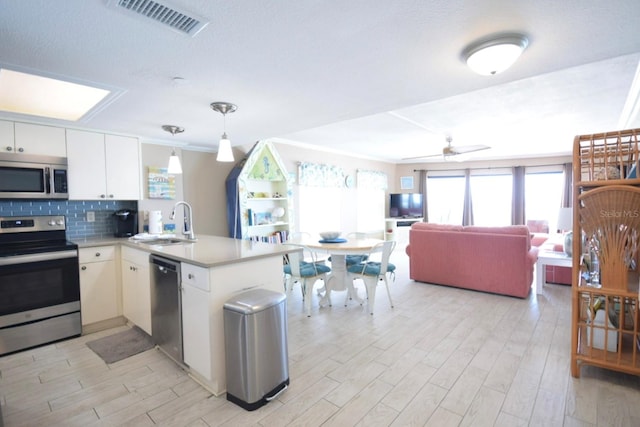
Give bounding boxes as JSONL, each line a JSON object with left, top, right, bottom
{"left": 287, "top": 235, "right": 384, "bottom": 305}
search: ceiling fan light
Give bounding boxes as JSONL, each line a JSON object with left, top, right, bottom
{"left": 217, "top": 134, "right": 234, "bottom": 162}
{"left": 464, "top": 35, "right": 528, "bottom": 75}
{"left": 167, "top": 148, "right": 183, "bottom": 174}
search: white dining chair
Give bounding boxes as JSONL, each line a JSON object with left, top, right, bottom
{"left": 283, "top": 232, "right": 312, "bottom": 293}
{"left": 283, "top": 244, "right": 331, "bottom": 316}
{"left": 347, "top": 240, "right": 396, "bottom": 314}
{"left": 328, "top": 232, "right": 369, "bottom": 267}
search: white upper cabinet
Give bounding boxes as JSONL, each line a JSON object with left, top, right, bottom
{"left": 1, "top": 121, "right": 66, "bottom": 157}
{"left": 66, "top": 129, "right": 141, "bottom": 200}
{"left": 0, "top": 120, "right": 14, "bottom": 150}
{"left": 66, "top": 129, "right": 105, "bottom": 199}
{"left": 104, "top": 134, "right": 141, "bottom": 200}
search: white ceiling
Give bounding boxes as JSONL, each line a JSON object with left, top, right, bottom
{"left": 1, "top": 0, "right": 639, "bottom": 164}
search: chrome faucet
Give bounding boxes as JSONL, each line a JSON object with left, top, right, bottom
{"left": 170, "top": 201, "right": 196, "bottom": 240}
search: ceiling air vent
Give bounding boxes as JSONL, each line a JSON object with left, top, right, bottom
{"left": 108, "top": 0, "right": 209, "bottom": 37}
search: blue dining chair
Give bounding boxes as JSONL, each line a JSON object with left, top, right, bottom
{"left": 283, "top": 244, "right": 331, "bottom": 316}
{"left": 346, "top": 240, "right": 396, "bottom": 314}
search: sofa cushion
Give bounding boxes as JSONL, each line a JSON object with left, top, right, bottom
{"left": 463, "top": 225, "right": 532, "bottom": 250}
{"left": 411, "top": 222, "right": 464, "bottom": 232}
{"left": 530, "top": 233, "right": 549, "bottom": 247}
{"left": 463, "top": 225, "right": 529, "bottom": 236}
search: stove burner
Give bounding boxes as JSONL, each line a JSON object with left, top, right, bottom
{"left": 0, "top": 215, "right": 75, "bottom": 255}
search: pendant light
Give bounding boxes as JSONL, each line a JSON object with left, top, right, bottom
{"left": 162, "top": 125, "right": 184, "bottom": 174}
{"left": 210, "top": 102, "right": 237, "bottom": 162}
{"left": 463, "top": 34, "right": 528, "bottom": 76}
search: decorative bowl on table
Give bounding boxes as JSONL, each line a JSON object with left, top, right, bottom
{"left": 319, "top": 231, "right": 341, "bottom": 241}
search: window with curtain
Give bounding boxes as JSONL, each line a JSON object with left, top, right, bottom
{"left": 297, "top": 162, "right": 344, "bottom": 235}
{"left": 470, "top": 172, "right": 513, "bottom": 226}
{"left": 356, "top": 188, "right": 384, "bottom": 231}
{"left": 426, "top": 175, "right": 465, "bottom": 224}
{"left": 356, "top": 169, "right": 387, "bottom": 232}
{"left": 525, "top": 169, "right": 564, "bottom": 232}
{"left": 298, "top": 186, "right": 342, "bottom": 235}
{"left": 426, "top": 165, "right": 565, "bottom": 227}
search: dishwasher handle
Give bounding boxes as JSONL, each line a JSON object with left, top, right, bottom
{"left": 150, "top": 255, "right": 181, "bottom": 273}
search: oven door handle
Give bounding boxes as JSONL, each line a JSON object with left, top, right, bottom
{"left": 0, "top": 250, "right": 78, "bottom": 266}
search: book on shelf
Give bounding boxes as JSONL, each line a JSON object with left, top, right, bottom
{"left": 248, "top": 230, "right": 289, "bottom": 244}
{"left": 253, "top": 211, "right": 272, "bottom": 225}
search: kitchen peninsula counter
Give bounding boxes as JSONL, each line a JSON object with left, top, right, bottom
{"left": 75, "top": 235, "right": 298, "bottom": 267}
{"left": 74, "top": 234, "right": 298, "bottom": 396}
{"left": 121, "top": 235, "right": 297, "bottom": 268}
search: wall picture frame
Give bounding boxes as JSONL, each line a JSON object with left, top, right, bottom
{"left": 148, "top": 166, "right": 176, "bottom": 199}
{"left": 253, "top": 211, "right": 272, "bottom": 225}
{"left": 400, "top": 176, "right": 414, "bottom": 190}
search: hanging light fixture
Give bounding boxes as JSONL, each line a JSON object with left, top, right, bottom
{"left": 210, "top": 101, "right": 237, "bottom": 162}
{"left": 463, "top": 34, "right": 528, "bottom": 76}
{"left": 162, "top": 125, "right": 184, "bottom": 174}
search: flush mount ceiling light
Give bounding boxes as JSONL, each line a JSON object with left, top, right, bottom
{"left": 162, "top": 125, "right": 184, "bottom": 174}
{"left": 210, "top": 102, "right": 237, "bottom": 162}
{"left": 463, "top": 34, "right": 529, "bottom": 75}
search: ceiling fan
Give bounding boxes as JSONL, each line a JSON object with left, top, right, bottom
{"left": 403, "top": 136, "right": 490, "bottom": 160}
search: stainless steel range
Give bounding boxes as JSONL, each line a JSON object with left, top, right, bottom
{"left": 0, "top": 215, "right": 81, "bottom": 356}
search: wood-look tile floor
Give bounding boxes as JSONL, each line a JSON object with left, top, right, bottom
{"left": 2, "top": 251, "right": 640, "bottom": 426}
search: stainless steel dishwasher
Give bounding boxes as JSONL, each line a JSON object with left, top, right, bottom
{"left": 150, "top": 255, "right": 183, "bottom": 364}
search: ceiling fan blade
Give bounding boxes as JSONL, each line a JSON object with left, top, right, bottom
{"left": 403, "top": 140, "right": 490, "bottom": 160}
{"left": 402, "top": 152, "right": 442, "bottom": 160}
{"left": 450, "top": 144, "right": 490, "bottom": 155}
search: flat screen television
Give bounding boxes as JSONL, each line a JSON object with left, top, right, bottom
{"left": 389, "top": 193, "right": 423, "bottom": 218}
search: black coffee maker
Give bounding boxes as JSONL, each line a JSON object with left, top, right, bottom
{"left": 113, "top": 209, "right": 138, "bottom": 237}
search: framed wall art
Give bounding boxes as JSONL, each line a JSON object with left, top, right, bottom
{"left": 400, "top": 176, "right": 414, "bottom": 190}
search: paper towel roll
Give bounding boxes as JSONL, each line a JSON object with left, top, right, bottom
{"left": 149, "top": 210, "right": 163, "bottom": 234}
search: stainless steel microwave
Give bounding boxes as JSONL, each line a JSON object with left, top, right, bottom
{"left": 0, "top": 153, "right": 69, "bottom": 199}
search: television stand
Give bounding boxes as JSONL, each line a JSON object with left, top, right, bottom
{"left": 384, "top": 217, "right": 423, "bottom": 246}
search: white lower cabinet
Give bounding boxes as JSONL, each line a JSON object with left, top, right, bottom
{"left": 78, "top": 246, "right": 118, "bottom": 326}
{"left": 121, "top": 246, "right": 152, "bottom": 335}
{"left": 181, "top": 262, "right": 212, "bottom": 380}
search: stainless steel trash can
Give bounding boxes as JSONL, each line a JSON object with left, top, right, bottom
{"left": 223, "top": 288, "right": 289, "bottom": 411}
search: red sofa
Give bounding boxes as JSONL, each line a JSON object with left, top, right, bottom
{"left": 405, "top": 223, "right": 538, "bottom": 298}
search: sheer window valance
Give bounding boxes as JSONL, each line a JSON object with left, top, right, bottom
{"left": 298, "top": 162, "right": 345, "bottom": 187}
{"left": 356, "top": 169, "right": 388, "bottom": 190}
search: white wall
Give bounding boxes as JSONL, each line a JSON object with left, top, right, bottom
{"left": 182, "top": 150, "right": 234, "bottom": 237}
{"left": 137, "top": 144, "right": 185, "bottom": 234}
{"left": 138, "top": 144, "right": 239, "bottom": 237}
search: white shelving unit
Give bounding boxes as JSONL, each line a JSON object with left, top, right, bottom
{"left": 227, "top": 140, "right": 293, "bottom": 242}
{"left": 385, "top": 217, "right": 423, "bottom": 250}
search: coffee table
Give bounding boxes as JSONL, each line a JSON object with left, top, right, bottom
{"left": 536, "top": 250, "right": 572, "bottom": 294}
